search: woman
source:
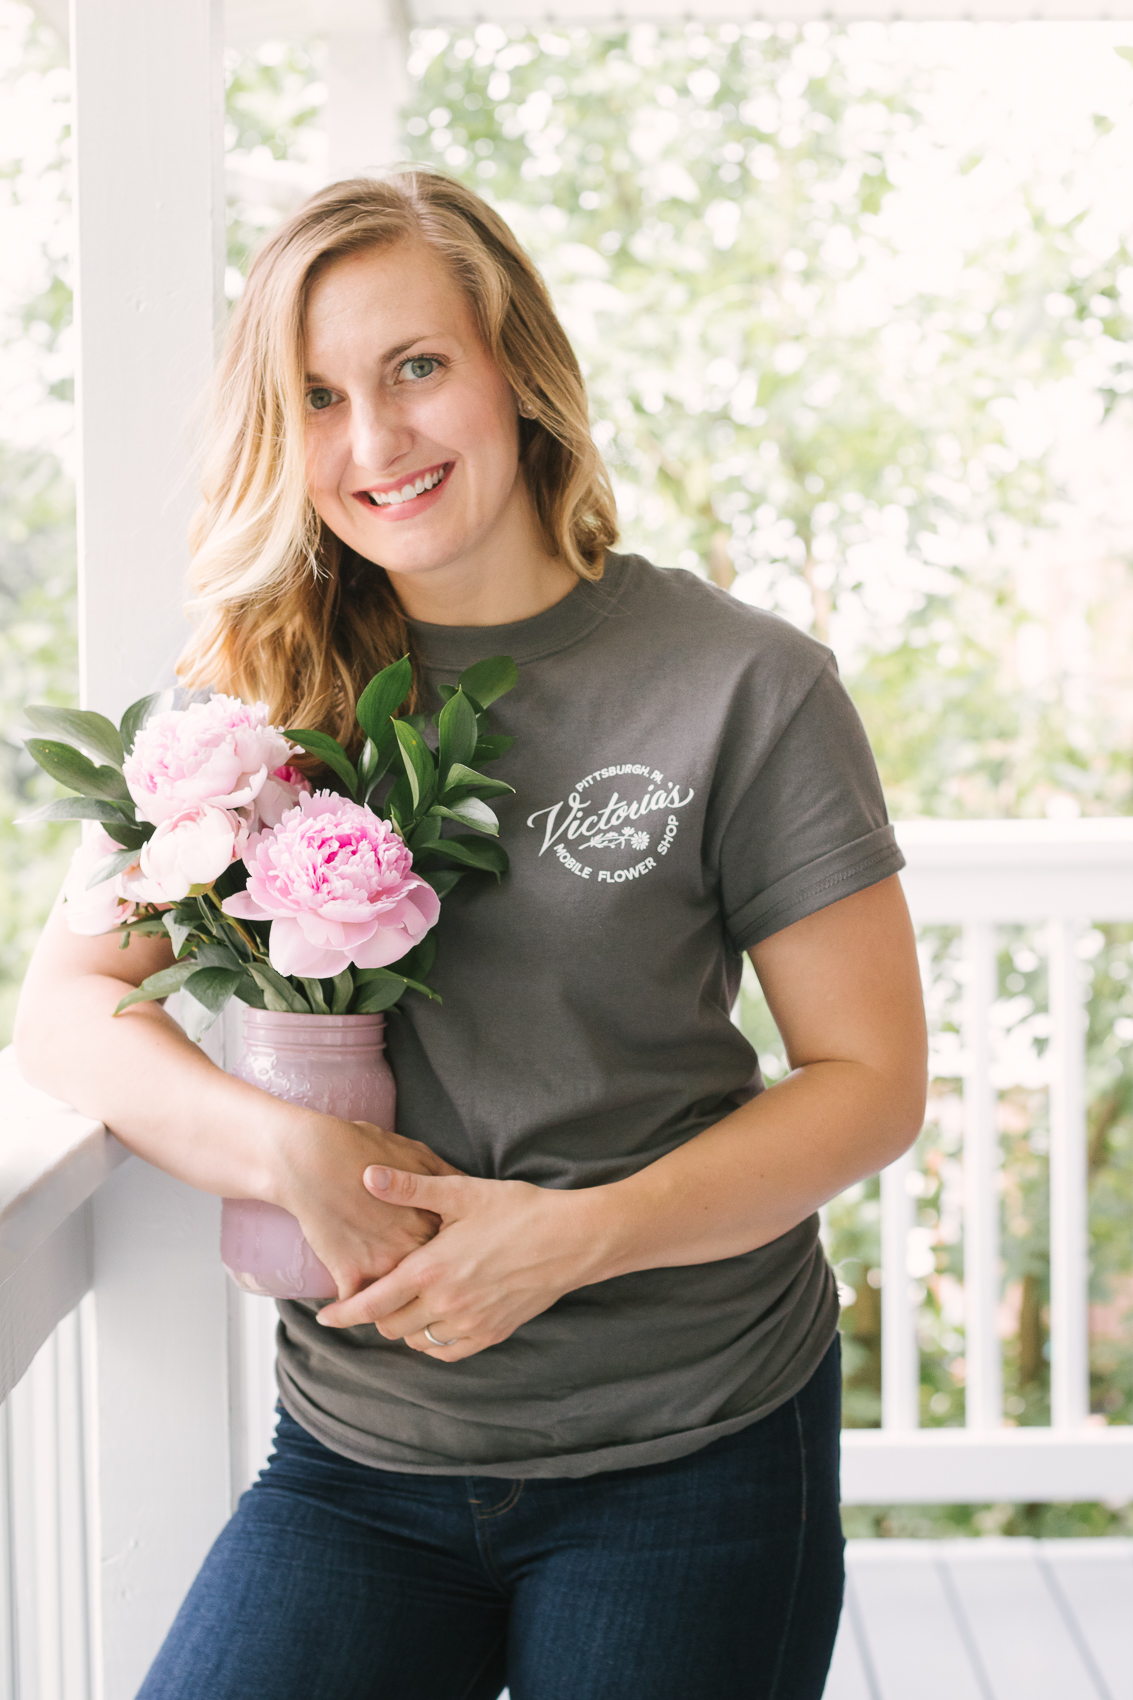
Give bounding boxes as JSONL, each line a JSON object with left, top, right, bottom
{"left": 16, "top": 170, "right": 927, "bottom": 1699}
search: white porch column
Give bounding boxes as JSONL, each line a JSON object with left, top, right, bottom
{"left": 70, "top": 2, "right": 230, "bottom": 1694}
{"left": 72, "top": 0, "right": 224, "bottom": 722}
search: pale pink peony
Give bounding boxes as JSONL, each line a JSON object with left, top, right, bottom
{"left": 222, "top": 790, "right": 440, "bottom": 978}
{"left": 253, "top": 764, "right": 313, "bottom": 830}
{"left": 123, "top": 695, "right": 295, "bottom": 825}
{"left": 62, "top": 823, "right": 140, "bottom": 935}
{"left": 137, "top": 804, "right": 251, "bottom": 902}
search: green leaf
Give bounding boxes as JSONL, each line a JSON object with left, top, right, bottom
{"left": 118, "top": 916, "right": 168, "bottom": 938}
{"left": 192, "top": 939, "right": 245, "bottom": 972}
{"left": 26, "top": 740, "right": 132, "bottom": 802}
{"left": 437, "top": 689, "right": 478, "bottom": 777}
{"left": 179, "top": 990, "right": 220, "bottom": 1043}
{"left": 396, "top": 933, "right": 436, "bottom": 984}
{"left": 355, "top": 655, "right": 413, "bottom": 745}
{"left": 417, "top": 834, "right": 508, "bottom": 877}
{"left": 87, "top": 846, "right": 142, "bottom": 889}
{"left": 384, "top": 773, "right": 414, "bottom": 827}
{"left": 15, "top": 795, "right": 134, "bottom": 827}
{"left": 300, "top": 976, "right": 330, "bottom": 1015}
{"left": 420, "top": 867, "right": 465, "bottom": 899}
{"left": 357, "top": 737, "right": 380, "bottom": 790}
{"left": 284, "top": 728, "right": 358, "bottom": 798}
{"left": 472, "top": 734, "right": 515, "bottom": 765}
{"left": 358, "top": 735, "right": 397, "bottom": 804}
{"left": 442, "top": 763, "right": 515, "bottom": 799}
{"left": 348, "top": 964, "right": 442, "bottom": 1011}
{"left": 349, "top": 969, "right": 407, "bottom": 1013}
{"left": 183, "top": 967, "right": 246, "bottom": 1015}
{"left": 457, "top": 655, "right": 519, "bottom": 710}
{"left": 235, "top": 973, "right": 268, "bottom": 1010}
{"left": 164, "top": 911, "right": 198, "bottom": 958}
{"left": 330, "top": 970, "right": 354, "bottom": 1013}
{"left": 100, "top": 818, "right": 148, "bottom": 850}
{"left": 120, "top": 692, "right": 162, "bottom": 755}
{"left": 247, "top": 962, "right": 310, "bottom": 1014}
{"left": 435, "top": 684, "right": 458, "bottom": 704}
{"left": 405, "top": 813, "right": 442, "bottom": 854}
{"left": 393, "top": 719, "right": 437, "bottom": 816}
{"left": 114, "top": 962, "right": 197, "bottom": 1014}
{"left": 25, "top": 706, "right": 125, "bottom": 770}
{"left": 429, "top": 799, "right": 499, "bottom": 836}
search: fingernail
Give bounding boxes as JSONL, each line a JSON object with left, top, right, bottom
{"left": 366, "top": 1165, "right": 391, "bottom": 1192}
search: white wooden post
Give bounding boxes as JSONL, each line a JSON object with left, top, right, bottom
{"left": 1048, "top": 920, "right": 1091, "bottom": 1429}
{"left": 72, "top": 0, "right": 224, "bottom": 722}
{"left": 70, "top": 1, "right": 230, "bottom": 1692}
{"left": 880, "top": 1149, "right": 919, "bottom": 1430}
{"left": 962, "top": 921, "right": 1003, "bottom": 1430}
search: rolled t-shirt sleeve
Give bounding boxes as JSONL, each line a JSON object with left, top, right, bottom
{"left": 720, "top": 656, "right": 905, "bottom": 952}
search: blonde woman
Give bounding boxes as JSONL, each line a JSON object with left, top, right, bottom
{"left": 16, "top": 171, "right": 927, "bottom": 1700}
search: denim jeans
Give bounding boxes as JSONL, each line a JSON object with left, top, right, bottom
{"left": 137, "top": 1336, "right": 843, "bottom": 1700}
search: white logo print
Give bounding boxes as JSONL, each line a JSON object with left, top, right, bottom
{"left": 525, "top": 763, "right": 695, "bottom": 885}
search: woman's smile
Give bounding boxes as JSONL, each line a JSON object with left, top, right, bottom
{"left": 352, "top": 460, "right": 454, "bottom": 520}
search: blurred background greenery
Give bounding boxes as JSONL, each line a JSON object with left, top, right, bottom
{"left": 1, "top": 2, "right": 1130, "bottom": 1536}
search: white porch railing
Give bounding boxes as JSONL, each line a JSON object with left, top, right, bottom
{"left": 2, "top": 819, "right": 1132, "bottom": 1693}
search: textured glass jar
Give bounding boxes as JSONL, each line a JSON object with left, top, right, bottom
{"left": 221, "top": 1009, "right": 397, "bottom": 1300}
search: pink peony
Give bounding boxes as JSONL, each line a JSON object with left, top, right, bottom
{"left": 123, "top": 695, "right": 294, "bottom": 825}
{"left": 62, "top": 823, "right": 140, "bottom": 935}
{"left": 137, "top": 804, "right": 251, "bottom": 902}
{"left": 253, "top": 764, "right": 313, "bottom": 830}
{"left": 222, "top": 790, "right": 440, "bottom": 978}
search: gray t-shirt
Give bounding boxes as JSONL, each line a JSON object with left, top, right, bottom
{"left": 276, "top": 551, "right": 904, "bottom": 1477}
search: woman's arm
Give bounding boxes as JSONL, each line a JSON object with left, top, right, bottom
{"left": 317, "top": 875, "right": 927, "bottom": 1354}
{"left": 14, "top": 902, "right": 455, "bottom": 1293}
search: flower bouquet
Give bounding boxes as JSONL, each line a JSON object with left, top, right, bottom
{"left": 20, "top": 654, "right": 518, "bottom": 1296}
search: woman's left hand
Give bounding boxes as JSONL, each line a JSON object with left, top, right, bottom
{"left": 315, "top": 1166, "right": 608, "bottom": 1360}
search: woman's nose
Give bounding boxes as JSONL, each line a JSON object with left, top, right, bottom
{"left": 347, "top": 394, "right": 413, "bottom": 475}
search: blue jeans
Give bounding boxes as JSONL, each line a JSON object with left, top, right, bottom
{"left": 138, "top": 1337, "right": 844, "bottom": 1700}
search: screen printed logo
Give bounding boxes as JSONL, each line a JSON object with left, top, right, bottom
{"left": 525, "top": 763, "right": 695, "bottom": 885}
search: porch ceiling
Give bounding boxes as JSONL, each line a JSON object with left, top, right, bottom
{"left": 29, "top": 0, "right": 1133, "bottom": 48}
{"left": 227, "top": 0, "right": 1133, "bottom": 30}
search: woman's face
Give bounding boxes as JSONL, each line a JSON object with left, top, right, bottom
{"left": 302, "top": 240, "right": 529, "bottom": 592}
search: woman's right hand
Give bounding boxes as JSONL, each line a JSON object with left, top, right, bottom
{"left": 268, "top": 1112, "right": 463, "bottom": 1300}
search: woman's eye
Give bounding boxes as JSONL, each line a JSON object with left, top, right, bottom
{"left": 306, "top": 387, "right": 336, "bottom": 412}
{"left": 402, "top": 356, "right": 441, "bottom": 382}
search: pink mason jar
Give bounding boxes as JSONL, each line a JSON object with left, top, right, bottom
{"left": 221, "top": 1009, "right": 397, "bottom": 1300}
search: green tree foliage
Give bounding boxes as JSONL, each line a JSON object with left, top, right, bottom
{"left": 224, "top": 40, "right": 325, "bottom": 286}
{"left": 406, "top": 25, "right": 1133, "bottom": 811}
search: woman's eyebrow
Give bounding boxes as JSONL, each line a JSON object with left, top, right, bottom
{"left": 303, "top": 336, "right": 445, "bottom": 385}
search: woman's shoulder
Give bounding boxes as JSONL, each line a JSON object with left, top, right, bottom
{"left": 604, "top": 549, "right": 832, "bottom": 680}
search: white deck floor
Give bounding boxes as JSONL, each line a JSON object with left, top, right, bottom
{"left": 826, "top": 1539, "right": 1133, "bottom": 1700}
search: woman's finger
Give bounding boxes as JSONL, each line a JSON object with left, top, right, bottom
{"left": 405, "top": 1329, "right": 485, "bottom": 1363}
{"left": 362, "top": 1165, "right": 472, "bottom": 1215}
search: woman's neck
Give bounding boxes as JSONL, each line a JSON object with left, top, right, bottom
{"left": 385, "top": 484, "right": 579, "bottom": 630}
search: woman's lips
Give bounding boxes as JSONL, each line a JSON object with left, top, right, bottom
{"left": 352, "top": 462, "right": 452, "bottom": 519}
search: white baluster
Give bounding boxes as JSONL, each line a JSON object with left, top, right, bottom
{"left": 881, "top": 1148, "right": 919, "bottom": 1430}
{"left": 1047, "top": 920, "right": 1090, "bottom": 1430}
{"left": 962, "top": 922, "right": 1002, "bottom": 1430}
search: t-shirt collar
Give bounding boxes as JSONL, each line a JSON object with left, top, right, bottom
{"left": 404, "top": 551, "right": 626, "bottom": 673}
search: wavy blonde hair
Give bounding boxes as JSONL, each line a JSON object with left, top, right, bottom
{"left": 178, "top": 169, "right": 618, "bottom": 747}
